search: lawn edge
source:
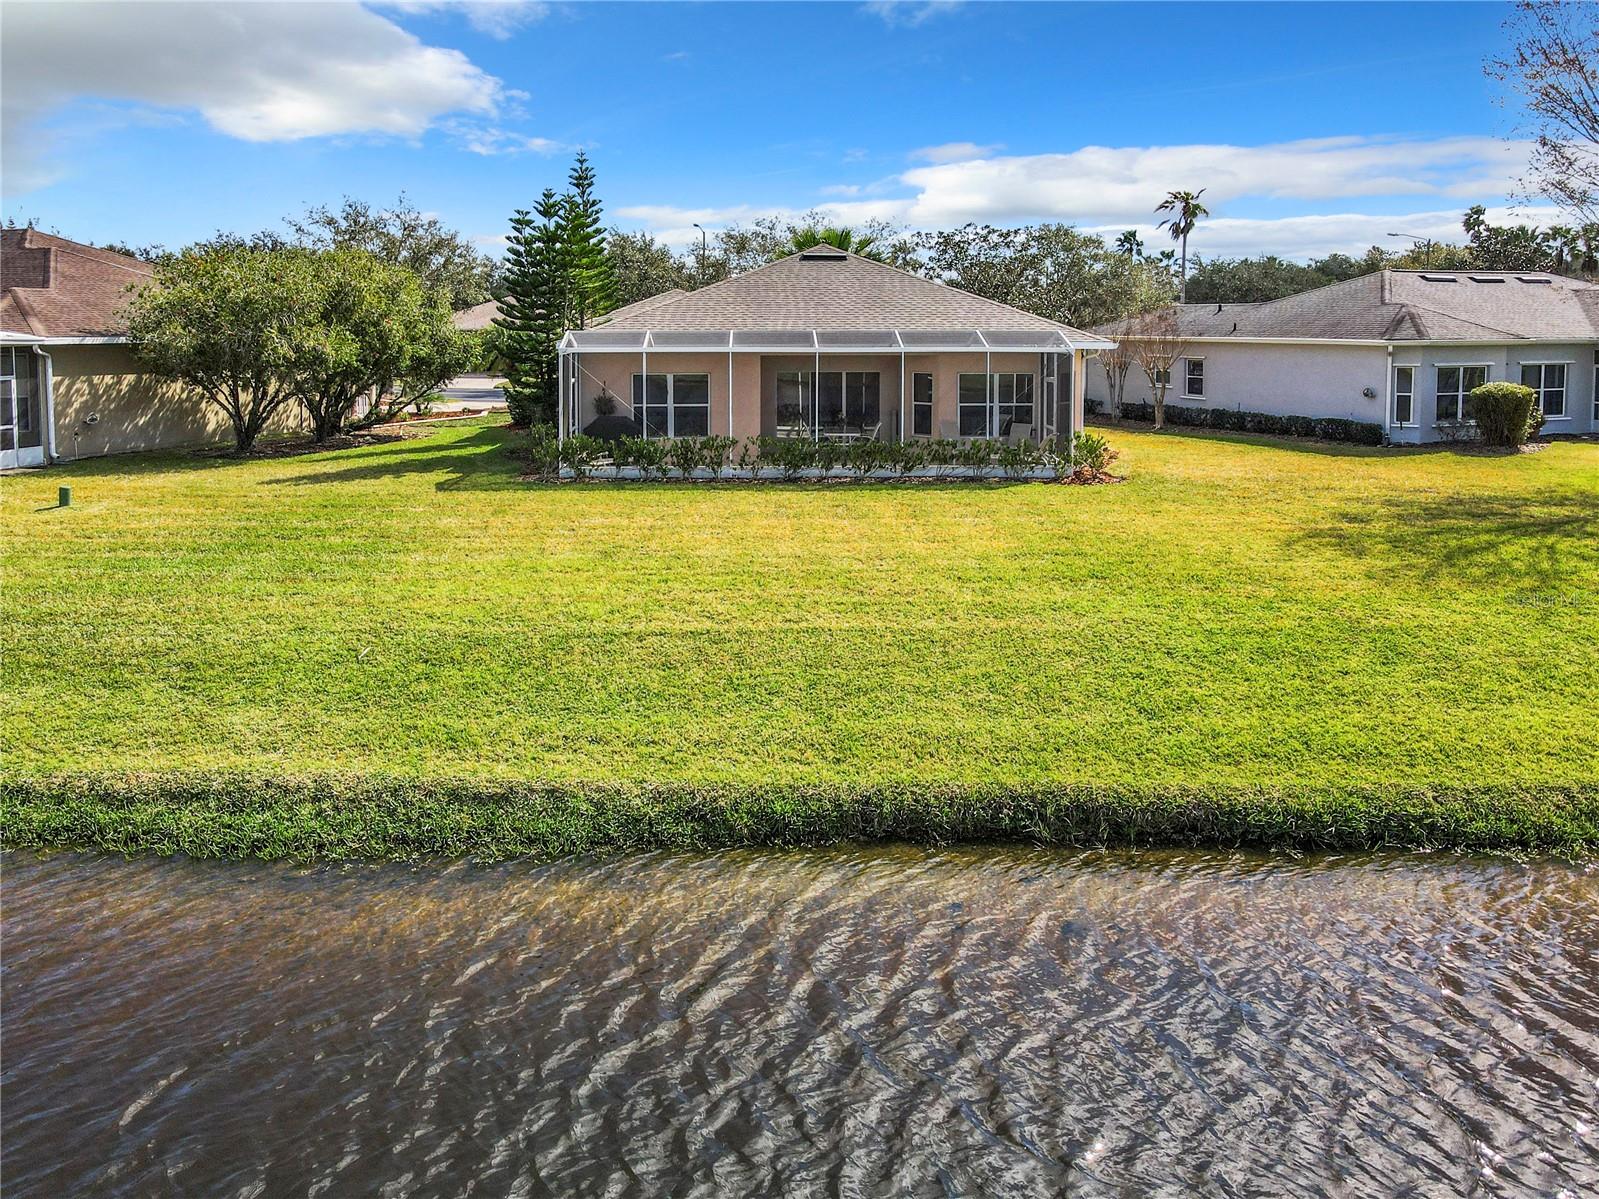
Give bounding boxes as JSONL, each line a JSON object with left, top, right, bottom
{"left": 3, "top": 773, "right": 1595, "bottom": 861}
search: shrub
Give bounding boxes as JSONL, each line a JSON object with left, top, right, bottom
{"left": 558, "top": 434, "right": 606, "bottom": 479}
{"left": 521, "top": 424, "right": 561, "bottom": 479}
{"left": 1116, "top": 401, "right": 1383, "bottom": 446}
{"left": 1468, "top": 382, "right": 1540, "bottom": 447}
{"left": 1070, "top": 431, "right": 1117, "bottom": 474}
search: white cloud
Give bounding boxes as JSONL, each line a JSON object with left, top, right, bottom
{"left": 449, "top": 124, "right": 570, "bottom": 156}
{"left": 891, "top": 136, "right": 1530, "bottom": 227}
{"left": 861, "top": 1, "right": 965, "bottom": 28}
{"left": 383, "top": 1, "right": 551, "bottom": 40}
{"left": 1, "top": 0, "right": 509, "bottom": 193}
{"left": 911, "top": 142, "right": 1003, "bottom": 164}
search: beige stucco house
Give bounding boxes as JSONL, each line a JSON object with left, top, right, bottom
{"left": 1088, "top": 269, "right": 1599, "bottom": 444}
{"left": 558, "top": 247, "right": 1113, "bottom": 444}
{"left": 0, "top": 228, "right": 303, "bottom": 466}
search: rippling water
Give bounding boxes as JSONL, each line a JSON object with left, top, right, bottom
{"left": 4, "top": 847, "right": 1597, "bottom": 1196}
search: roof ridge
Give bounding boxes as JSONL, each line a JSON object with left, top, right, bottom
{"left": 848, "top": 250, "right": 1091, "bottom": 334}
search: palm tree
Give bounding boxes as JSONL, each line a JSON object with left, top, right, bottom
{"left": 784, "top": 224, "right": 887, "bottom": 262}
{"left": 1115, "top": 229, "right": 1144, "bottom": 258}
{"left": 1155, "top": 189, "right": 1209, "bottom": 302}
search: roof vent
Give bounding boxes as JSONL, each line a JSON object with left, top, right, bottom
{"left": 1419, "top": 273, "right": 1458, "bottom": 282}
{"left": 1467, "top": 275, "right": 1506, "bottom": 283}
{"left": 1517, "top": 275, "right": 1552, "bottom": 284}
{"left": 798, "top": 245, "right": 848, "bottom": 261}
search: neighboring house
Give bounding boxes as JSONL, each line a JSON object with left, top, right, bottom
{"left": 451, "top": 299, "right": 501, "bottom": 331}
{"left": 557, "top": 247, "right": 1111, "bottom": 442}
{"left": 1086, "top": 269, "right": 1599, "bottom": 444}
{"left": 0, "top": 228, "right": 304, "bottom": 466}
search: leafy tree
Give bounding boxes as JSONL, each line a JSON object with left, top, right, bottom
{"left": 495, "top": 192, "right": 567, "bottom": 426}
{"left": 606, "top": 229, "right": 695, "bottom": 307}
{"left": 1488, "top": 1, "right": 1599, "bottom": 223}
{"left": 286, "top": 195, "right": 495, "bottom": 310}
{"left": 1155, "top": 189, "right": 1209, "bottom": 302}
{"left": 295, "top": 250, "right": 471, "bottom": 442}
{"left": 782, "top": 223, "right": 891, "bottom": 261}
{"left": 1462, "top": 204, "right": 1555, "bottom": 270}
{"left": 917, "top": 223, "right": 1173, "bottom": 328}
{"left": 561, "top": 152, "right": 618, "bottom": 328}
{"left": 124, "top": 248, "right": 321, "bottom": 453}
{"left": 1115, "top": 229, "right": 1144, "bottom": 257}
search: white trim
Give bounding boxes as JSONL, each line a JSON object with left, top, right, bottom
{"left": 1180, "top": 355, "right": 1205, "bottom": 400}
{"left": 0, "top": 334, "right": 130, "bottom": 346}
{"left": 1433, "top": 362, "right": 1492, "bottom": 423}
{"left": 38, "top": 346, "right": 57, "bottom": 462}
{"left": 1390, "top": 361, "right": 1417, "bottom": 428}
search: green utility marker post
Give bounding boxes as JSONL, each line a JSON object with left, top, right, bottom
{"left": 58, "top": 486, "right": 72, "bottom": 508}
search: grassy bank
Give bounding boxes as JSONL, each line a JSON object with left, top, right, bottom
{"left": 5, "top": 774, "right": 1596, "bottom": 860}
{"left": 3, "top": 418, "right": 1597, "bottom": 856}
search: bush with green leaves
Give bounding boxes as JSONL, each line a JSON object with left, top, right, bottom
{"left": 1468, "top": 382, "right": 1542, "bottom": 447}
{"left": 1116, "top": 400, "right": 1384, "bottom": 446}
{"left": 558, "top": 434, "right": 607, "bottom": 478}
{"left": 1070, "top": 431, "right": 1117, "bottom": 474}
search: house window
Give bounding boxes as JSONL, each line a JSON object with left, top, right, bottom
{"left": 1150, "top": 366, "right": 1171, "bottom": 387}
{"left": 1520, "top": 362, "right": 1567, "bottom": 418}
{"left": 1593, "top": 350, "right": 1598, "bottom": 422}
{"left": 774, "top": 371, "right": 878, "bottom": 436}
{"left": 1393, "top": 365, "right": 1415, "bottom": 425}
{"left": 1435, "top": 364, "right": 1488, "bottom": 422}
{"left": 631, "top": 372, "right": 710, "bottom": 438}
{"left": 1183, "top": 357, "right": 1205, "bottom": 398}
{"left": 912, "top": 372, "right": 933, "bottom": 437}
{"left": 957, "top": 373, "right": 1034, "bottom": 436}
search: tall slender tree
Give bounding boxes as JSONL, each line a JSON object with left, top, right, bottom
{"left": 1115, "top": 229, "right": 1144, "bottom": 257}
{"left": 562, "top": 152, "right": 617, "bottom": 328}
{"left": 495, "top": 191, "right": 567, "bottom": 426}
{"left": 1155, "top": 189, "right": 1209, "bottom": 303}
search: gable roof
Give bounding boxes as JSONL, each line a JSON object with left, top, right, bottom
{"left": 591, "top": 289, "right": 687, "bottom": 326}
{"left": 452, "top": 298, "right": 501, "bottom": 331}
{"left": 1, "top": 228, "right": 153, "bottom": 340}
{"left": 576, "top": 249, "right": 1107, "bottom": 347}
{"left": 1095, "top": 269, "right": 1599, "bottom": 343}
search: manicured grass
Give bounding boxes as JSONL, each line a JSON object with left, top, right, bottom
{"left": 4, "top": 419, "right": 1597, "bottom": 855}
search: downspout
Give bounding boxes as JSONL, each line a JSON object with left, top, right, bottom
{"left": 38, "top": 346, "right": 59, "bottom": 463}
{"left": 1382, "top": 344, "right": 1393, "bottom": 445}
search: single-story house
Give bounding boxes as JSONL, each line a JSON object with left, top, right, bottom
{"left": 557, "top": 247, "right": 1113, "bottom": 442}
{"left": 0, "top": 228, "right": 303, "bottom": 466}
{"left": 1086, "top": 269, "right": 1599, "bottom": 444}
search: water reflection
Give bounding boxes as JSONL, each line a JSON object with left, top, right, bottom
{"left": 4, "top": 847, "right": 1597, "bottom": 1196}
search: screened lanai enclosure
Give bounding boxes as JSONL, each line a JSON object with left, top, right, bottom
{"left": 556, "top": 327, "right": 1091, "bottom": 444}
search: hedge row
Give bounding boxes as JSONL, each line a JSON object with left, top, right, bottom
{"left": 1111, "top": 401, "right": 1386, "bottom": 445}
{"left": 3, "top": 773, "right": 1594, "bottom": 861}
{"left": 520, "top": 429, "right": 1119, "bottom": 481}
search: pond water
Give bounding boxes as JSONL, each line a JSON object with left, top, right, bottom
{"left": 4, "top": 847, "right": 1597, "bottom": 1197}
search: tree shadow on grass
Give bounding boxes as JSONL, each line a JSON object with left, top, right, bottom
{"left": 1294, "top": 489, "right": 1599, "bottom": 593}
{"left": 260, "top": 426, "right": 526, "bottom": 492}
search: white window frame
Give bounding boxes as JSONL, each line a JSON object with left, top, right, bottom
{"left": 1593, "top": 350, "right": 1598, "bottom": 424}
{"left": 1519, "top": 361, "right": 1570, "bottom": 420}
{"left": 1182, "top": 356, "right": 1205, "bottom": 399}
{"left": 1392, "top": 364, "right": 1416, "bottom": 427}
{"left": 1150, "top": 366, "right": 1171, "bottom": 388}
{"left": 631, "top": 372, "right": 711, "bottom": 439}
{"left": 958, "top": 372, "right": 1034, "bottom": 437}
{"left": 1434, "top": 363, "right": 1491, "bottom": 424}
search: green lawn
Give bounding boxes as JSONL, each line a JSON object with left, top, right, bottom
{"left": 3, "top": 419, "right": 1597, "bottom": 854}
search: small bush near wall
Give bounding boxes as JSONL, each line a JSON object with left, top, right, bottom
{"left": 511, "top": 429, "right": 1120, "bottom": 483}
{"left": 1468, "top": 383, "right": 1543, "bottom": 447}
{"left": 1116, "top": 401, "right": 1384, "bottom": 446}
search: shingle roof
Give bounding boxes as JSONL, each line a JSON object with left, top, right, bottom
{"left": 454, "top": 289, "right": 689, "bottom": 332}
{"left": 591, "top": 289, "right": 687, "bottom": 326}
{"left": 1094, "top": 269, "right": 1599, "bottom": 343}
{"left": 592, "top": 249, "right": 1098, "bottom": 338}
{"left": 1, "top": 228, "right": 152, "bottom": 338}
{"left": 452, "top": 299, "right": 501, "bottom": 331}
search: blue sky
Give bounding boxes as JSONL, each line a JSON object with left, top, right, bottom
{"left": 2, "top": 1, "right": 1546, "bottom": 262}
